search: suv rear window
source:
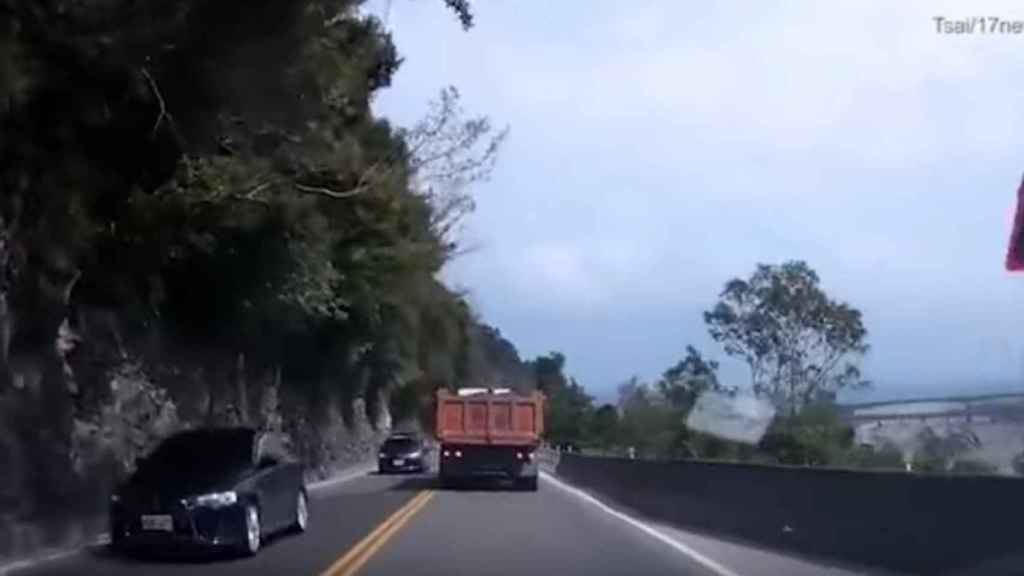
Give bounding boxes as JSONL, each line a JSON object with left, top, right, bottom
{"left": 383, "top": 437, "right": 418, "bottom": 452}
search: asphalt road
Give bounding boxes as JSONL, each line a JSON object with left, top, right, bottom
{"left": 8, "top": 472, "right": 867, "bottom": 576}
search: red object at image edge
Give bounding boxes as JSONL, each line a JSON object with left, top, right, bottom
{"left": 1007, "top": 176, "right": 1024, "bottom": 271}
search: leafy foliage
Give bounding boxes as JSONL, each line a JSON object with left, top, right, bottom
{"left": 657, "top": 345, "right": 732, "bottom": 412}
{"left": 704, "top": 261, "right": 869, "bottom": 415}
{"left": 0, "top": 0, "right": 502, "bottom": 427}
{"left": 845, "top": 442, "right": 905, "bottom": 470}
{"left": 526, "top": 352, "right": 593, "bottom": 446}
{"left": 588, "top": 404, "right": 619, "bottom": 449}
{"left": 460, "top": 323, "right": 533, "bottom": 391}
{"left": 615, "top": 378, "right": 680, "bottom": 458}
{"left": 546, "top": 377, "right": 593, "bottom": 448}
{"left": 758, "top": 402, "right": 855, "bottom": 466}
{"left": 442, "top": 0, "right": 475, "bottom": 30}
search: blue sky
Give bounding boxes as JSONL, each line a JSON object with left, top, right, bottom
{"left": 372, "top": 1, "right": 1024, "bottom": 403}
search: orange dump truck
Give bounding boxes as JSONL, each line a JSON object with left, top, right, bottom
{"left": 435, "top": 388, "right": 545, "bottom": 491}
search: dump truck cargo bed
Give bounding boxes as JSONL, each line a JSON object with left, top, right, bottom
{"left": 435, "top": 389, "right": 545, "bottom": 445}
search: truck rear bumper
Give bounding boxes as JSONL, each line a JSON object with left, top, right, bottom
{"left": 438, "top": 444, "right": 538, "bottom": 481}
{"left": 440, "top": 464, "right": 537, "bottom": 479}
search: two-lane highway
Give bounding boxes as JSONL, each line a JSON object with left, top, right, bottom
{"left": 352, "top": 475, "right": 724, "bottom": 576}
{"left": 10, "top": 472, "right": 865, "bottom": 576}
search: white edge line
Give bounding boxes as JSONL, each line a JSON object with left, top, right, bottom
{"left": 541, "top": 471, "right": 742, "bottom": 576}
{"left": 0, "top": 465, "right": 373, "bottom": 575}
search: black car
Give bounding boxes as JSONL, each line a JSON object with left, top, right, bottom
{"left": 109, "top": 427, "right": 308, "bottom": 557}
{"left": 378, "top": 434, "right": 432, "bottom": 473}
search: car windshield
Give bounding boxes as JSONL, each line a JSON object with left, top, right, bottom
{"left": 145, "top": 429, "right": 254, "bottom": 475}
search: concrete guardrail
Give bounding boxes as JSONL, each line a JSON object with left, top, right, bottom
{"left": 554, "top": 454, "right": 1024, "bottom": 575}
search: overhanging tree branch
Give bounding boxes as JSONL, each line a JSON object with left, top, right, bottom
{"left": 294, "top": 182, "right": 368, "bottom": 199}
{"left": 141, "top": 67, "right": 167, "bottom": 136}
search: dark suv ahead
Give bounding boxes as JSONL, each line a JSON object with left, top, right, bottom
{"left": 378, "top": 434, "right": 431, "bottom": 474}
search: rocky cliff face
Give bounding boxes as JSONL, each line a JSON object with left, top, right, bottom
{"left": 0, "top": 305, "right": 392, "bottom": 561}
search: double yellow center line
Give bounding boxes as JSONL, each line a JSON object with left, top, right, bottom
{"left": 320, "top": 490, "right": 436, "bottom": 576}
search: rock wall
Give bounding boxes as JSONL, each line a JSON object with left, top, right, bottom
{"left": 0, "top": 311, "right": 393, "bottom": 561}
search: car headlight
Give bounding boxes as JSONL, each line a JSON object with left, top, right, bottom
{"left": 109, "top": 493, "right": 121, "bottom": 503}
{"left": 379, "top": 452, "right": 386, "bottom": 458}
{"left": 185, "top": 491, "right": 237, "bottom": 508}
{"left": 407, "top": 450, "right": 422, "bottom": 459}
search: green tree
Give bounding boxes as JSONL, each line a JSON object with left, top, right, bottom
{"left": 442, "top": 0, "right": 475, "bottom": 29}
{"left": 846, "top": 442, "right": 906, "bottom": 469}
{"left": 531, "top": 352, "right": 568, "bottom": 393}
{"left": 657, "top": 345, "right": 731, "bottom": 413}
{"left": 704, "top": 261, "right": 870, "bottom": 415}
{"left": 546, "top": 378, "right": 593, "bottom": 448}
{"left": 456, "top": 321, "right": 533, "bottom": 392}
{"left": 588, "top": 404, "right": 619, "bottom": 450}
{"left": 616, "top": 377, "right": 678, "bottom": 458}
{"left": 529, "top": 352, "right": 593, "bottom": 447}
{"left": 758, "top": 401, "right": 855, "bottom": 466}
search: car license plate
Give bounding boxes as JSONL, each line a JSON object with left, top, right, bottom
{"left": 392, "top": 458, "right": 405, "bottom": 466}
{"left": 141, "top": 514, "right": 173, "bottom": 532}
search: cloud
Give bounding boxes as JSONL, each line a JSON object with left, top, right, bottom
{"left": 510, "top": 242, "right": 610, "bottom": 314}
{"left": 479, "top": 1, "right": 1024, "bottom": 162}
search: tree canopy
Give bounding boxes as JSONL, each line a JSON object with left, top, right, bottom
{"left": 657, "top": 345, "right": 732, "bottom": 412}
{"left": 704, "top": 261, "right": 869, "bottom": 415}
{"left": 540, "top": 262, "right": 878, "bottom": 467}
{"left": 0, "top": 0, "right": 502, "bottom": 427}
